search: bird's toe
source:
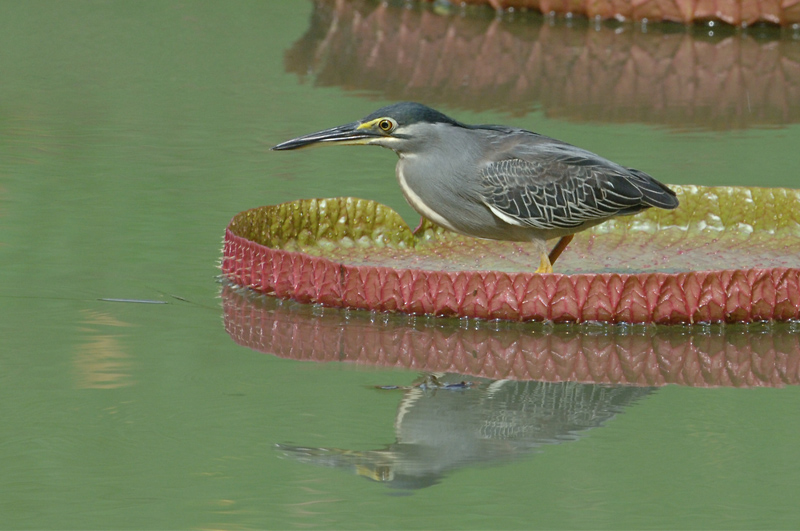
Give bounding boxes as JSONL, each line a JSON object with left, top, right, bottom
{"left": 535, "top": 252, "right": 553, "bottom": 274}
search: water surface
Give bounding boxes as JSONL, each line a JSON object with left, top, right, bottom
{"left": 1, "top": 1, "right": 799, "bottom": 529}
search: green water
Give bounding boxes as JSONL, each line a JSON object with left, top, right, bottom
{"left": 2, "top": 1, "right": 800, "bottom": 528}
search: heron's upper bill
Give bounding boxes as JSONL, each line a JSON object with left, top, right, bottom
{"left": 271, "top": 122, "right": 382, "bottom": 150}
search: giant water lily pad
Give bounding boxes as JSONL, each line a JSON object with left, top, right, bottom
{"left": 221, "top": 185, "right": 800, "bottom": 323}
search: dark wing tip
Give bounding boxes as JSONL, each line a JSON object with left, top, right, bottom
{"left": 625, "top": 169, "right": 679, "bottom": 210}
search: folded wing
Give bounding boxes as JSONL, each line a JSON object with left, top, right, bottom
{"left": 479, "top": 144, "right": 678, "bottom": 230}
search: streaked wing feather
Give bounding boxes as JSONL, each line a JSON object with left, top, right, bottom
{"left": 480, "top": 153, "right": 656, "bottom": 230}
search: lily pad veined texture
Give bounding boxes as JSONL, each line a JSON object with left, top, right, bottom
{"left": 221, "top": 186, "right": 800, "bottom": 324}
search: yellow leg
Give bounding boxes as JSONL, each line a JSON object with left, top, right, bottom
{"left": 535, "top": 252, "right": 553, "bottom": 274}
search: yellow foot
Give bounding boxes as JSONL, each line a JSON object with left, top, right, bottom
{"left": 535, "top": 252, "right": 553, "bottom": 274}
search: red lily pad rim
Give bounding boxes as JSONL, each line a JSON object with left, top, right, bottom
{"left": 220, "top": 187, "right": 800, "bottom": 324}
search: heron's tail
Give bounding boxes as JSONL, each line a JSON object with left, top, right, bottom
{"left": 627, "top": 169, "right": 679, "bottom": 210}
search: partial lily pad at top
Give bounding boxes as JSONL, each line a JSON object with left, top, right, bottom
{"left": 222, "top": 186, "right": 800, "bottom": 323}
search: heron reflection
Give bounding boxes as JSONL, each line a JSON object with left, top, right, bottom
{"left": 278, "top": 374, "right": 653, "bottom": 490}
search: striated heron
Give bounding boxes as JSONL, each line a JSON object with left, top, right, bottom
{"left": 273, "top": 102, "right": 679, "bottom": 273}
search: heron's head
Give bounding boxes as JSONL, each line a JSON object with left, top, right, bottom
{"left": 271, "top": 102, "right": 463, "bottom": 155}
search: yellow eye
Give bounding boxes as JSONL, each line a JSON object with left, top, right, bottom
{"left": 378, "top": 119, "right": 394, "bottom": 132}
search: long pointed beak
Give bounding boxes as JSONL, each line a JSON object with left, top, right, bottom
{"left": 271, "top": 122, "right": 379, "bottom": 151}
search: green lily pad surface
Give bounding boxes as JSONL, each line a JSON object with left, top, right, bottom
{"left": 228, "top": 186, "right": 800, "bottom": 274}
{"left": 222, "top": 186, "right": 800, "bottom": 323}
